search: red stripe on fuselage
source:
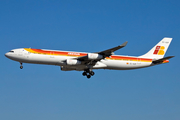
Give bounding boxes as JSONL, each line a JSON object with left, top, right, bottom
{"left": 30, "top": 48, "right": 152, "bottom": 62}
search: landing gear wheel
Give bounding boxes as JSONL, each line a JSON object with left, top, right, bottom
{"left": 90, "top": 71, "right": 95, "bottom": 76}
{"left": 83, "top": 69, "right": 95, "bottom": 78}
{"left": 20, "top": 63, "right": 23, "bottom": 69}
{"left": 87, "top": 75, "right": 91, "bottom": 79}
{"left": 20, "top": 66, "right": 23, "bottom": 69}
{"left": 82, "top": 72, "right": 87, "bottom": 76}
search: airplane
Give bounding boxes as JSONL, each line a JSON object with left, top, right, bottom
{"left": 5, "top": 37, "right": 174, "bottom": 78}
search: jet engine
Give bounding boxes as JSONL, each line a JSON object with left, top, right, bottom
{"left": 66, "top": 59, "right": 81, "bottom": 65}
{"left": 88, "top": 53, "right": 103, "bottom": 60}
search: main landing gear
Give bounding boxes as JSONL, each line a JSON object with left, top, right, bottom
{"left": 82, "top": 69, "right": 95, "bottom": 79}
{"left": 20, "top": 63, "right": 23, "bottom": 69}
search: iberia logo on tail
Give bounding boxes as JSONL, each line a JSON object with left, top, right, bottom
{"left": 153, "top": 46, "right": 165, "bottom": 55}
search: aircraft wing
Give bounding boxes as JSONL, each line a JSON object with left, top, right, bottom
{"left": 96, "top": 41, "right": 128, "bottom": 57}
{"left": 77, "top": 41, "right": 128, "bottom": 64}
{"left": 152, "top": 56, "right": 175, "bottom": 64}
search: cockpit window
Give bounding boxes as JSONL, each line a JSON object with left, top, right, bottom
{"left": 9, "top": 51, "right": 14, "bottom": 53}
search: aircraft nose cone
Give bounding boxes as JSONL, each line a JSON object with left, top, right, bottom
{"left": 5, "top": 52, "right": 11, "bottom": 59}
{"left": 5, "top": 52, "right": 9, "bottom": 57}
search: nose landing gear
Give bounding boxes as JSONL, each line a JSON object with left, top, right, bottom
{"left": 82, "top": 69, "right": 95, "bottom": 79}
{"left": 20, "top": 63, "right": 23, "bottom": 69}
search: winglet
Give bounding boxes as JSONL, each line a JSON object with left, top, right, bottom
{"left": 121, "top": 41, "right": 128, "bottom": 47}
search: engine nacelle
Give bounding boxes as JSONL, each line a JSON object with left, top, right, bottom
{"left": 66, "top": 59, "right": 81, "bottom": 65}
{"left": 88, "top": 53, "right": 103, "bottom": 60}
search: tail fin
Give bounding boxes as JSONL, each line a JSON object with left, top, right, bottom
{"left": 140, "top": 37, "right": 172, "bottom": 59}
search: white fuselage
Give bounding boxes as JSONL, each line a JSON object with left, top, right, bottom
{"left": 4, "top": 38, "right": 173, "bottom": 78}
{"left": 5, "top": 48, "right": 153, "bottom": 71}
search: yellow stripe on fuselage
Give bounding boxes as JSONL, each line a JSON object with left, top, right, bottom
{"left": 24, "top": 48, "right": 152, "bottom": 63}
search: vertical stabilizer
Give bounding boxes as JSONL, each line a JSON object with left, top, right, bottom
{"left": 140, "top": 37, "right": 172, "bottom": 59}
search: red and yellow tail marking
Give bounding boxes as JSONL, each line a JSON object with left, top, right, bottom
{"left": 153, "top": 46, "right": 165, "bottom": 55}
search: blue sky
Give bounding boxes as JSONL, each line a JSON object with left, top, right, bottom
{"left": 1, "top": 0, "right": 179, "bottom": 120}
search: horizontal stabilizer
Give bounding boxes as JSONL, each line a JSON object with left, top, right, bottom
{"left": 152, "top": 56, "right": 174, "bottom": 64}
